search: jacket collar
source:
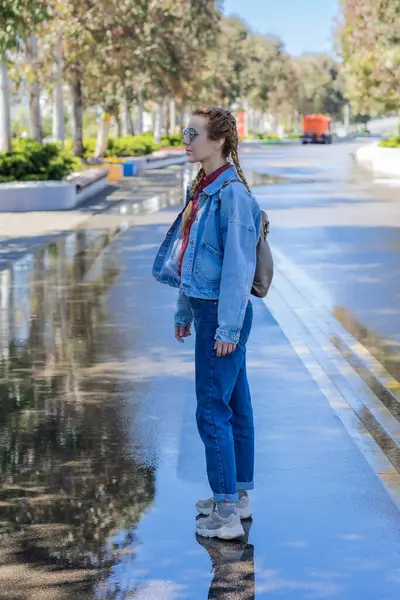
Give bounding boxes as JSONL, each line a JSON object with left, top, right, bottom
{"left": 203, "top": 163, "right": 237, "bottom": 196}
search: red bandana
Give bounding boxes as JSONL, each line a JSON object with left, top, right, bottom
{"left": 178, "top": 163, "right": 232, "bottom": 277}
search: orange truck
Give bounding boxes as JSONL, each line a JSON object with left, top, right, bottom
{"left": 301, "top": 114, "right": 333, "bottom": 144}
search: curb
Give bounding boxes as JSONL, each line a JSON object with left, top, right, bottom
{"left": 265, "top": 245, "right": 400, "bottom": 510}
{"left": 355, "top": 142, "right": 400, "bottom": 177}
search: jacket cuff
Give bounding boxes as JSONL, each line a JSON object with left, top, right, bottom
{"left": 175, "top": 313, "right": 193, "bottom": 327}
{"left": 215, "top": 327, "right": 240, "bottom": 344}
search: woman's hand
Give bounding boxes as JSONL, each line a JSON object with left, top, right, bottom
{"left": 175, "top": 324, "right": 191, "bottom": 343}
{"left": 214, "top": 340, "right": 237, "bottom": 357}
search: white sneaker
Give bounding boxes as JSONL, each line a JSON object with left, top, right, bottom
{"left": 196, "top": 507, "right": 245, "bottom": 540}
{"left": 196, "top": 495, "right": 252, "bottom": 520}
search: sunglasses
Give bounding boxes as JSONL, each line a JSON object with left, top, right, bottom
{"left": 183, "top": 127, "right": 199, "bottom": 142}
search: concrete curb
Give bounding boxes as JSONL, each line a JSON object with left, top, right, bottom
{"left": 355, "top": 142, "right": 400, "bottom": 177}
{"left": 266, "top": 245, "right": 400, "bottom": 509}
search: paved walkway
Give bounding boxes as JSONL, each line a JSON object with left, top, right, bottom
{"left": 96, "top": 207, "right": 400, "bottom": 599}
{"left": 0, "top": 165, "right": 191, "bottom": 270}
{"left": 0, "top": 179, "right": 399, "bottom": 599}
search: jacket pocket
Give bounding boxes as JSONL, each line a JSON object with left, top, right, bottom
{"left": 194, "top": 242, "right": 223, "bottom": 284}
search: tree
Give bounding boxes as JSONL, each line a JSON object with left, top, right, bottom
{"left": 337, "top": 0, "right": 400, "bottom": 115}
{"left": 144, "top": 0, "right": 222, "bottom": 140}
{"left": 291, "top": 54, "right": 346, "bottom": 120}
{"left": 0, "top": 0, "right": 49, "bottom": 150}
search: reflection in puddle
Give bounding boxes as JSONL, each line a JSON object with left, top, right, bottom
{"left": 248, "top": 172, "right": 294, "bottom": 186}
{"left": 0, "top": 169, "right": 194, "bottom": 598}
{"left": 247, "top": 171, "right": 327, "bottom": 186}
{"left": 195, "top": 519, "right": 255, "bottom": 600}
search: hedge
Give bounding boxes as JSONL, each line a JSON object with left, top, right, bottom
{"left": 245, "top": 133, "right": 282, "bottom": 141}
{"left": 0, "top": 139, "right": 80, "bottom": 183}
{"left": 63, "top": 133, "right": 183, "bottom": 159}
{"left": 161, "top": 134, "right": 184, "bottom": 147}
{"left": 379, "top": 136, "right": 400, "bottom": 149}
{"left": 64, "top": 135, "right": 157, "bottom": 159}
{"left": 379, "top": 125, "right": 400, "bottom": 148}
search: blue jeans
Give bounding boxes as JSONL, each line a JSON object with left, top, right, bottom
{"left": 189, "top": 298, "right": 254, "bottom": 503}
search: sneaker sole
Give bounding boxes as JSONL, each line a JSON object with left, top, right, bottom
{"left": 196, "top": 522, "right": 245, "bottom": 540}
{"left": 196, "top": 504, "right": 252, "bottom": 520}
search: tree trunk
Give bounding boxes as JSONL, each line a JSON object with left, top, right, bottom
{"left": 70, "top": 69, "right": 84, "bottom": 157}
{"left": 182, "top": 104, "right": 191, "bottom": 127}
{"left": 169, "top": 98, "right": 176, "bottom": 135}
{"left": 248, "top": 106, "right": 254, "bottom": 135}
{"left": 243, "top": 98, "right": 249, "bottom": 138}
{"left": 52, "top": 38, "right": 65, "bottom": 144}
{"left": 136, "top": 94, "right": 144, "bottom": 135}
{"left": 95, "top": 108, "right": 112, "bottom": 158}
{"left": 113, "top": 109, "right": 122, "bottom": 138}
{"left": 154, "top": 100, "right": 163, "bottom": 143}
{"left": 0, "top": 58, "right": 12, "bottom": 152}
{"left": 344, "top": 103, "right": 350, "bottom": 135}
{"left": 121, "top": 98, "right": 134, "bottom": 136}
{"left": 179, "top": 102, "right": 185, "bottom": 128}
{"left": 26, "top": 34, "right": 43, "bottom": 141}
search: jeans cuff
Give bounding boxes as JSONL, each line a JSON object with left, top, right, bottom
{"left": 237, "top": 481, "right": 254, "bottom": 491}
{"left": 213, "top": 492, "right": 239, "bottom": 503}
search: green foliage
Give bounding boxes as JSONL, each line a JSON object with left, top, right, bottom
{"left": 246, "top": 133, "right": 282, "bottom": 141}
{"left": 111, "top": 135, "right": 158, "bottom": 157}
{"left": 337, "top": 0, "right": 400, "bottom": 114}
{"left": 292, "top": 54, "right": 346, "bottom": 120}
{"left": 161, "top": 134, "right": 184, "bottom": 147}
{"left": 64, "top": 135, "right": 160, "bottom": 159}
{"left": 0, "top": 139, "right": 79, "bottom": 182}
{"left": 0, "top": 0, "right": 51, "bottom": 55}
{"left": 379, "top": 136, "right": 400, "bottom": 148}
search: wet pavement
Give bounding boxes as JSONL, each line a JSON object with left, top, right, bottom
{"left": 0, "top": 159, "right": 400, "bottom": 599}
{"left": 242, "top": 142, "right": 400, "bottom": 383}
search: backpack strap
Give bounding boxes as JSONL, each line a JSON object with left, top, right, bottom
{"left": 219, "top": 177, "right": 269, "bottom": 241}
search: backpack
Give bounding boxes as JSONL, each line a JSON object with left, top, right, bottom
{"left": 220, "top": 179, "right": 274, "bottom": 298}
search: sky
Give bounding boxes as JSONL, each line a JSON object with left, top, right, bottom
{"left": 223, "top": 0, "right": 339, "bottom": 56}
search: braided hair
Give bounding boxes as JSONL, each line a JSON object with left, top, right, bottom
{"left": 182, "top": 107, "right": 251, "bottom": 231}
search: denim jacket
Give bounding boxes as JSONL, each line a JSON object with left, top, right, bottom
{"left": 152, "top": 165, "right": 262, "bottom": 344}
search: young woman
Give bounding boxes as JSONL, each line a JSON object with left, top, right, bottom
{"left": 153, "top": 106, "right": 261, "bottom": 540}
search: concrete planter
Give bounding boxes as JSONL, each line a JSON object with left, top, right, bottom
{"left": 0, "top": 169, "right": 109, "bottom": 212}
{"left": 355, "top": 142, "right": 400, "bottom": 177}
{"left": 0, "top": 181, "right": 77, "bottom": 212}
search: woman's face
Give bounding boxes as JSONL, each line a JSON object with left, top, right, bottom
{"left": 183, "top": 115, "right": 224, "bottom": 163}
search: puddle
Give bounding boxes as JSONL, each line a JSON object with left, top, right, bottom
{"left": 248, "top": 172, "right": 295, "bottom": 186}
{"left": 247, "top": 171, "right": 329, "bottom": 186}
{"left": 0, "top": 167, "right": 199, "bottom": 598}
{"left": 0, "top": 229, "right": 154, "bottom": 580}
